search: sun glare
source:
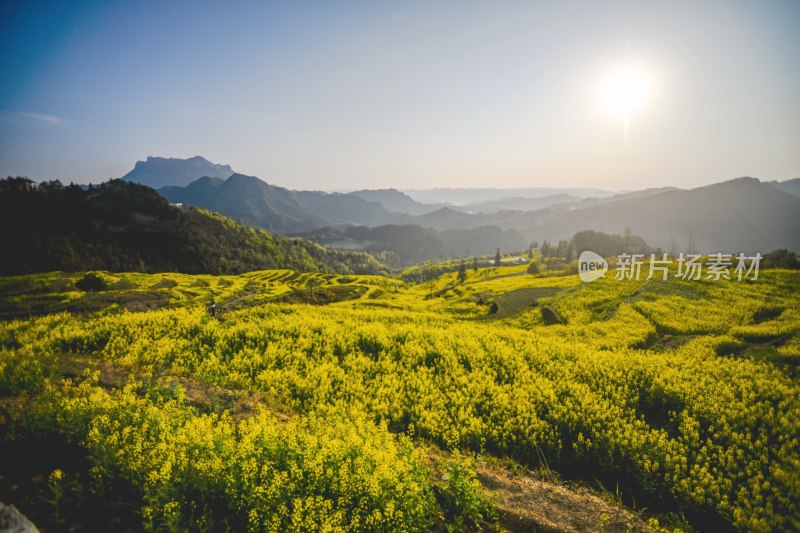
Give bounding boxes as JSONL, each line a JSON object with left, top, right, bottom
{"left": 602, "top": 66, "right": 649, "bottom": 116}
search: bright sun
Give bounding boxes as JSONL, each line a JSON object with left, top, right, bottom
{"left": 602, "top": 66, "right": 650, "bottom": 116}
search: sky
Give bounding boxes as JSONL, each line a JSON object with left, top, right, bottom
{"left": 1, "top": 0, "right": 798, "bottom": 190}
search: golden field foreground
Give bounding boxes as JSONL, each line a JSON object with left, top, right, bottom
{"left": 1, "top": 263, "right": 798, "bottom": 532}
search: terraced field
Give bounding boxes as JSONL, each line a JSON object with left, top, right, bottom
{"left": 1, "top": 264, "right": 798, "bottom": 532}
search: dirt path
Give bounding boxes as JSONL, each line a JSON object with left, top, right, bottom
{"left": 474, "top": 462, "right": 650, "bottom": 532}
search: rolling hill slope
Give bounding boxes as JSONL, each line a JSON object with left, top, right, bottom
{"left": 515, "top": 177, "right": 800, "bottom": 253}
{"left": 160, "top": 173, "right": 409, "bottom": 231}
{"left": 0, "top": 178, "right": 387, "bottom": 276}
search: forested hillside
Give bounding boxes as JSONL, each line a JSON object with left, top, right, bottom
{"left": 0, "top": 178, "right": 387, "bottom": 276}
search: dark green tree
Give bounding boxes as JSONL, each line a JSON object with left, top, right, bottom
{"left": 457, "top": 260, "right": 467, "bottom": 283}
{"left": 763, "top": 249, "right": 800, "bottom": 269}
{"left": 75, "top": 272, "right": 108, "bottom": 292}
{"left": 566, "top": 243, "right": 576, "bottom": 262}
{"left": 494, "top": 248, "right": 501, "bottom": 266}
{"left": 541, "top": 240, "right": 551, "bottom": 259}
{"left": 426, "top": 265, "right": 436, "bottom": 298}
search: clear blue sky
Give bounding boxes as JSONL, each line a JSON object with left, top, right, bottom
{"left": 1, "top": 0, "right": 798, "bottom": 189}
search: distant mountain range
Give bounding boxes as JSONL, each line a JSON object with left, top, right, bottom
{"left": 124, "top": 156, "right": 800, "bottom": 257}
{"left": 772, "top": 177, "right": 800, "bottom": 198}
{"left": 511, "top": 177, "right": 800, "bottom": 254}
{"left": 451, "top": 194, "right": 580, "bottom": 214}
{"left": 161, "top": 174, "right": 327, "bottom": 231}
{"left": 406, "top": 178, "right": 800, "bottom": 253}
{"left": 160, "top": 174, "right": 416, "bottom": 231}
{"left": 121, "top": 155, "right": 234, "bottom": 188}
{"left": 347, "top": 189, "right": 443, "bottom": 215}
{"left": 400, "top": 187, "right": 618, "bottom": 205}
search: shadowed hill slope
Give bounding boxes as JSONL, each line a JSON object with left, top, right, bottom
{"left": 0, "top": 178, "right": 387, "bottom": 276}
